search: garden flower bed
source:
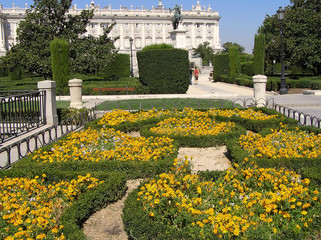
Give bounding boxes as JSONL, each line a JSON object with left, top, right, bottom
{"left": 123, "top": 160, "right": 321, "bottom": 239}
{"left": 0, "top": 174, "right": 102, "bottom": 240}
{"left": 1, "top": 107, "right": 321, "bottom": 239}
{"left": 13, "top": 127, "right": 178, "bottom": 179}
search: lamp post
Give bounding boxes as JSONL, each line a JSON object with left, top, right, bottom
{"left": 129, "top": 37, "right": 134, "bottom": 77}
{"left": 277, "top": 6, "right": 287, "bottom": 94}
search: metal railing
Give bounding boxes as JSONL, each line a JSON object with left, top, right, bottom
{"left": 0, "top": 90, "right": 46, "bottom": 144}
{"left": 0, "top": 108, "right": 96, "bottom": 169}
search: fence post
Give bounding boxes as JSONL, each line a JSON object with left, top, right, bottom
{"left": 68, "top": 79, "right": 83, "bottom": 109}
{"left": 37, "top": 80, "right": 58, "bottom": 126}
{"left": 253, "top": 75, "right": 267, "bottom": 107}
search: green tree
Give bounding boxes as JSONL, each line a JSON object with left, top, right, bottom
{"left": 192, "top": 41, "right": 214, "bottom": 66}
{"left": 253, "top": 34, "right": 265, "bottom": 75}
{"left": 257, "top": 14, "right": 281, "bottom": 74}
{"left": 259, "top": 1, "right": 321, "bottom": 75}
{"left": 50, "top": 38, "right": 69, "bottom": 94}
{"left": 12, "top": 0, "right": 94, "bottom": 79}
{"left": 222, "top": 42, "right": 245, "bottom": 53}
{"left": 285, "top": 0, "right": 321, "bottom": 75}
{"left": 69, "top": 24, "right": 118, "bottom": 74}
{"left": 229, "top": 46, "right": 239, "bottom": 79}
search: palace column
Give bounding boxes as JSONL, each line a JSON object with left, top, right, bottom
{"left": 213, "top": 22, "right": 220, "bottom": 48}
{"left": 142, "top": 24, "right": 146, "bottom": 47}
{"left": 119, "top": 23, "right": 124, "bottom": 49}
{"left": 0, "top": 13, "right": 7, "bottom": 56}
{"left": 152, "top": 23, "right": 156, "bottom": 44}
{"left": 191, "top": 23, "right": 196, "bottom": 47}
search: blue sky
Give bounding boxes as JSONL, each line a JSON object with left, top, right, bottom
{"left": 2, "top": 0, "right": 291, "bottom": 53}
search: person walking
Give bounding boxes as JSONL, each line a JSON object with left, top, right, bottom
{"left": 189, "top": 68, "right": 194, "bottom": 85}
{"left": 194, "top": 67, "right": 199, "bottom": 85}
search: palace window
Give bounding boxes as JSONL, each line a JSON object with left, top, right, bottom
{"left": 124, "top": 23, "right": 129, "bottom": 29}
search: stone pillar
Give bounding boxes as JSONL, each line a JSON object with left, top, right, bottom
{"left": 253, "top": 75, "right": 267, "bottom": 107}
{"left": 68, "top": 79, "right": 83, "bottom": 109}
{"left": 169, "top": 28, "right": 187, "bottom": 49}
{"left": 37, "top": 80, "right": 58, "bottom": 126}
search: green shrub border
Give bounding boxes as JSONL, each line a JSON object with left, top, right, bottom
{"left": 213, "top": 107, "right": 299, "bottom": 132}
{"left": 140, "top": 123, "right": 247, "bottom": 147}
{"left": 61, "top": 173, "right": 127, "bottom": 240}
{"left": 226, "top": 126, "right": 321, "bottom": 185}
{"left": 123, "top": 181, "right": 200, "bottom": 240}
{"left": 0, "top": 167, "right": 127, "bottom": 240}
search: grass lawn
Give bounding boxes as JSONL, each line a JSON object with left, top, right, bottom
{"left": 56, "top": 101, "right": 70, "bottom": 109}
{"left": 95, "top": 98, "right": 239, "bottom": 111}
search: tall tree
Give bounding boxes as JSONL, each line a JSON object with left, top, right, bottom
{"left": 259, "top": 1, "right": 321, "bottom": 75}
{"left": 192, "top": 41, "right": 214, "bottom": 66}
{"left": 69, "top": 24, "right": 118, "bottom": 74}
{"left": 222, "top": 42, "right": 245, "bottom": 53}
{"left": 285, "top": 0, "right": 321, "bottom": 75}
{"left": 14, "top": 0, "right": 94, "bottom": 79}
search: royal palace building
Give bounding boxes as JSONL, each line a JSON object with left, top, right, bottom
{"left": 0, "top": 0, "right": 222, "bottom": 72}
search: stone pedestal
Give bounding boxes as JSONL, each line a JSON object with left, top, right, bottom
{"left": 169, "top": 27, "right": 187, "bottom": 49}
{"left": 253, "top": 75, "right": 267, "bottom": 107}
{"left": 37, "top": 80, "right": 58, "bottom": 126}
{"left": 68, "top": 79, "right": 83, "bottom": 109}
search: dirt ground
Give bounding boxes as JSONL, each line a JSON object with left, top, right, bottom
{"left": 83, "top": 131, "right": 231, "bottom": 239}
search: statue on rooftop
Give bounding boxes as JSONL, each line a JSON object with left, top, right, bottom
{"left": 172, "top": 4, "right": 182, "bottom": 30}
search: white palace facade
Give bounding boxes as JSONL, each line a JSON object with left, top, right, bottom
{"left": 0, "top": 0, "right": 223, "bottom": 69}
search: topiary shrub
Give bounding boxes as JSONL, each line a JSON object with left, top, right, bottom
{"left": 50, "top": 38, "right": 69, "bottom": 95}
{"left": 241, "top": 61, "right": 255, "bottom": 76}
{"left": 137, "top": 48, "right": 189, "bottom": 94}
{"left": 100, "top": 53, "right": 130, "bottom": 81}
{"left": 254, "top": 34, "right": 265, "bottom": 75}
{"left": 229, "top": 46, "right": 239, "bottom": 79}
{"left": 213, "top": 53, "right": 229, "bottom": 81}
{"left": 142, "top": 43, "right": 174, "bottom": 51}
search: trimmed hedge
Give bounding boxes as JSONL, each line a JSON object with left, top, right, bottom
{"left": 50, "top": 38, "right": 69, "bottom": 95}
{"left": 226, "top": 126, "right": 321, "bottom": 185}
{"left": 213, "top": 53, "right": 229, "bottom": 81}
{"left": 0, "top": 167, "right": 127, "bottom": 240}
{"left": 100, "top": 53, "right": 130, "bottom": 81}
{"left": 228, "top": 46, "right": 239, "bottom": 79}
{"left": 140, "top": 123, "right": 247, "bottom": 147}
{"left": 241, "top": 61, "right": 255, "bottom": 76}
{"left": 61, "top": 173, "right": 127, "bottom": 240}
{"left": 214, "top": 107, "right": 298, "bottom": 132}
{"left": 123, "top": 182, "right": 200, "bottom": 240}
{"left": 253, "top": 34, "right": 265, "bottom": 75}
{"left": 137, "top": 48, "right": 189, "bottom": 94}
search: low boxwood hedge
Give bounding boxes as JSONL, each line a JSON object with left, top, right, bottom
{"left": 123, "top": 182, "right": 199, "bottom": 240}
{"left": 213, "top": 107, "right": 298, "bottom": 132}
{"left": 226, "top": 126, "right": 321, "bottom": 185}
{"left": 85, "top": 116, "right": 163, "bottom": 132}
{"left": 140, "top": 123, "right": 246, "bottom": 147}
{"left": 61, "top": 172, "right": 127, "bottom": 240}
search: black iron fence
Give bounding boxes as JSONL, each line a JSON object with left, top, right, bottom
{"left": 0, "top": 108, "right": 96, "bottom": 169}
{"left": 0, "top": 90, "right": 46, "bottom": 144}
